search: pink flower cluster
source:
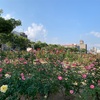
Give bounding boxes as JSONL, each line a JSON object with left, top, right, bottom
{"left": 85, "top": 63, "right": 95, "bottom": 70}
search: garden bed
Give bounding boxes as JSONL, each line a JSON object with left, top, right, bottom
{"left": 0, "top": 50, "right": 100, "bottom": 100}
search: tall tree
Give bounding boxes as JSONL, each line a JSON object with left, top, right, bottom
{"left": 0, "top": 9, "right": 21, "bottom": 44}
{"left": 0, "top": 17, "right": 21, "bottom": 33}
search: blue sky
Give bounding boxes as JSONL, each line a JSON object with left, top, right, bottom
{"left": 0, "top": 0, "right": 100, "bottom": 49}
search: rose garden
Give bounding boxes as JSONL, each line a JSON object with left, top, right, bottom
{"left": 0, "top": 9, "right": 100, "bottom": 100}
{"left": 0, "top": 47, "right": 100, "bottom": 100}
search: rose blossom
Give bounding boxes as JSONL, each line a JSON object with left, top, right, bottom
{"left": 23, "top": 61, "right": 27, "bottom": 64}
{"left": 70, "top": 90, "right": 74, "bottom": 94}
{"left": 72, "top": 63, "right": 77, "bottom": 67}
{"left": 0, "top": 85, "right": 8, "bottom": 93}
{"left": 90, "top": 85, "right": 95, "bottom": 89}
{"left": 65, "top": 66, "right": 70, "bottom": 69}
{"left": 21, "top": 76, "right": 25, "bottom": 80}
{"left": 85, "top": 66, "right": 91, "bottom": 70}
{"left": 58, "top": 76, "right": 63, "bottom": 80}
{"left": 82, "top": 74, "right": 87, "bottom": 79}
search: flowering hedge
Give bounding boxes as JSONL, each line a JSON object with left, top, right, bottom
{"left": 0, "top": 49, "right": 100, "bottom": 100}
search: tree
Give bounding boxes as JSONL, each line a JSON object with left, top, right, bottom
{"left": 11, "top": 34, "right": 31, "bottom": 50}
{"left": 0, "top": 9, "right": 3, "bottom": 15}
{"left": 0, "top": 17, "right": 21, "bottom": 33}
{"left": 0, "top": 33, "right": 13, "bottom": 44}
{"left": 0, "top": 9, "right": 21, "bottom": 45}
{"left": 34, "top": 41, "right": 48, "bottom": 50}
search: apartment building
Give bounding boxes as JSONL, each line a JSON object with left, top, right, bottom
{"left": 63, "top": 40, "right": 87, "bottom": 50}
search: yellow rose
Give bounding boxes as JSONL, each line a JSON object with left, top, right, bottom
{"left": 0, "top": 85, "right": 8, "bottom": 93}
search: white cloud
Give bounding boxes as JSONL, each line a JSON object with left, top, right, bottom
{"left": 25, "top": 23, "right": 47, "bottom": 42}
{"left": 90, "top": 31, "right": 100, "bottom": 38}
{"left": 3, "top": 14, "right": 13, "bottom": 20}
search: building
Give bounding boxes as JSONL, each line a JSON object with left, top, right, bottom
{"left": 20, "top": 32, "right": 27, "bottom": 38}
{"left": 63, "top": 40, "right": 87, "bottom": 51}
{"left": 12, "top": 31, "right": 27, "bottom": 38}
{"left": 97, "top": 49, "right": 100, "bottom": 53}
{"left": 79, "top": 40, "right": 87, "bottom": 50}
{"left": 90, "top": 47, "right": 100, "bottom": 54}
{"left": 63, "top": 44, "right": 78, "bottom": 48}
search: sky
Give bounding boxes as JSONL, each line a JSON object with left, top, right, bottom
{"left": 0, "top": 0, "right": 100, "bottom": 50}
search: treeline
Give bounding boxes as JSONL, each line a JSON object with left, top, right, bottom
{"left": 0, "top": 9, "right": 86, "bottom": 53}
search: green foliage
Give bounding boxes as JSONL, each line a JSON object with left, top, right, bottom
{"left": 34, "top": 41, "right": 48, "bottom": 50}
{"left": 80, "top": 49, "right": 87, "bottom": 53}
{"left": 12, "top": 34, "right": 30, "bottom": 50}
{"left": 0, "top": 17, "right": 21, "bottom": 33}
{"left": 0, "top": 9, "right": 21, "bottom": 47}
{"left": 65, "top": 47, "right": 79, "bottom": 52}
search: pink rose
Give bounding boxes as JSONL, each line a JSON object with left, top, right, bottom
{"left": 70, "top": 90, "right": 74, "bottom": 94}
{"left": 65, "top": 66, "right": 70, "bottom": 69}
{"left": 0, "top": 68, "right": 3, "bottom": 72}
{"left": 90, "top": 64, "right": 94, "bottom": 67}
{"left": 21, "top": 73, "right": 24, "bottom": 76}
{"left": 23, "top": 61, "right": 27, "bottom": 64}
{"left": 82, "top": 74, "right": 87, "bottom": 79}
{"left": 98, "top": 80, "right": 100, "bottom": 86}
{"left": 85, "top": 66, "right": 91, "bottom": 70}
{"left": 72, "top": 63, "right": 77, "bottom": 67}
{"left": 21, "top": 76, "right": 25, "bottom": 80}
{"left": 93, "top": 68, "right": 96, "bottom": 70}
{"left": 21, "top": 73, "right": 25, "bottom": 80}
{"left": 90, "top": 85, "right": 95, "bottom": 89}
{"left": 58, "top": 76, "right": 63, "bottom": 80}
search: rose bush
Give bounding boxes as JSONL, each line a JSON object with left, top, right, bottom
{"left": 0, "top": 49, "right": 100, "bottom": 100}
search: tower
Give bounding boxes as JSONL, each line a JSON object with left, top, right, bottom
{"left": 79, "top": 40, "right": 87, "bottom": 50}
